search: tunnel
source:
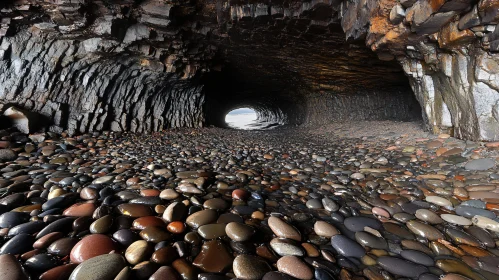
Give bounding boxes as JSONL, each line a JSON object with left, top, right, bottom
{"left": 0, "top": 0, "right": 499, "bottom": 140}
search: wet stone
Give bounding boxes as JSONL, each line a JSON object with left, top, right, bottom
{"left": 193, "top": 240, "right": 233, "bottom": 273}
{"left": 331, "top": 234, "right": 366, "bottom": 258}
{"left": 233, "top": 255, "right": 272, "bottom": 280}
{"left": 377, "top": 256, "right": 429, "bottom": 278}
{"left": 69, "top": 253, "right": 125, "bottom": 280}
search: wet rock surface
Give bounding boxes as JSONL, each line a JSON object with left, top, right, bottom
{"left": 0, "top": 124, "right": 498, "bottom": 280}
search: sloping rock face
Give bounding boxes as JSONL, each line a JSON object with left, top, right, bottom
{"left": 0, "top": 0, "right": 498, "bottom": 139}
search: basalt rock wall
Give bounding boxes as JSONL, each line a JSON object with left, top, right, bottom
{"left": 0, "top": 0, "right": 498, "bottom": 139}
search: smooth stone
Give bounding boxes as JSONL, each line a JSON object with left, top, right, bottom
{"left": 225, "top": 222, "right": 255, "bottom": 242}
{"left": 70, "top": 234, "right": 117, "bottom": 264}
{"left": 322, "top": 198, "right": 339, "bottom": 212}
{"left": 0, "top": 254, "right": 28, "bottom": 280}
{"left": 268, "top": 217, "right": 301, "bottom": 241}
{"left": 465, "top": 226, "right": 495, "bottom": 247}
{"left": 125, "top": 240, "right": 152, "bottom": 265}
{"left": 113, "top": 229, "right": 139, "bottom": 247}
{"left": 305, "top": 199, "right": 322, "bottom": 209}
{"left": 193, "top": 240, "right": 233, "bottom": 273}
{"left": 355, "top": 231, "right": 388, "bottom": 249}
{"left": 465, "top": 158, "right": 495, "bottom": 170}
{"left": 406, "top": 220, "right": 444, "bottom": 240}
{"left": 69, "top": 253, "right": 125, "bottom": 280}
{"left": 163, "top": 202, "right": 187, "bottom": 222}
{"left": 331, "top": 235, "right": 366, "bottom": 258}
{"left": 24, "top": 253, "right": 59, "bottom": 271}
{"left": 92, "top": 176, "right": 114, "bottom": 184}
{"left": 455, "top": 206, "right": 496, "bottom": 219}
{"left": 159, "top": 189, "right": 179, "bottom": 200}
{"left": 33, "top": 232, "right": 64, "bottom": 249}
{"left": 0, "top": 233, "right": 34, "bottom": 255}
{"left": 47, "top": 237, "right": 78, "bottom": 256}
{"left": 415, "top": 209, "right": 444, "bottom": 224}
{"left": 400, "top": 250, "right": 434, "bottom": 266}
{"left": 37, "top": 217, "right": 75, "bottom": 239}
{"left": 233, "top": 255, "right": 272, "bottom": 280}
{"left": 172, "top": 258, "right": 197, "bottom": 280}
{"left": 203, "top": 198, "right": 228, "bottom": 210}
{"left": 39, "top": 264, "right": 78, "bottom": 280}
{"left": 90, "top": 215, "right": 113, "bottom": 233}
{"left": 116, "top": 204, "right": 153, "bottom": 218}
{"left": 377, "top": 256, "right": 429, "bottom": 278}
{"left": 344, "top": 217, "right": 381, "bottom": 232}
{"left": 0, "top": 212, "right": 30, "bottom": 228}
{"left": 472, "top": 215, "right": 499, "bottom": 232}
{"left": 186, "top": 209, "right": 218, "bottom": 229}
{"left": 198, "top": 223, "right": 227, "bottom": 239}
{"left": 149, "top": 266, "right": 181, "bottom": 280}
{"left": 151, "top": 246, "right": 178, "bottom": 265}
{"left": 8, "top": 220, "right": 45, "bottom": 236}
{"left": 140, "top": 226, "right": 171, "bottom": 243}
{"left": 263, "top": 271, "right": 295, "bottom": 280}
{"left": 270, "top": 238, "right": 304, "bottom": 256}
{"left": 425, "top": 196, "right": 452, "bottom": 208}
{"left": 276, "top": 256, "right": 313, "bottom": 280}
{"left": 314, "top": 221, "right": 339, "bottom": 238}
{"left": 63, "top": 203, "right": 97, "bottom": 217}
{"left": 441, "top": 214, "right": 472, "bottom": 226}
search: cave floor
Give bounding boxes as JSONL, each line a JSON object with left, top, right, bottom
{"left": 1, "top": 121, "right": 499, "bottom": 279}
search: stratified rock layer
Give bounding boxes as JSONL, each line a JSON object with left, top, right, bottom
{"left": 0, "top": 0, "right": 498, "bottom": 139}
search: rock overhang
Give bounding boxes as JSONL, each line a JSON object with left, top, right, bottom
{"left": 0, "top": 0, "right": 498, "bottom": 140}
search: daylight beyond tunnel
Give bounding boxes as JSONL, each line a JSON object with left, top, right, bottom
{"left": 202, "top": 22, "right": 422, "bottom": 129}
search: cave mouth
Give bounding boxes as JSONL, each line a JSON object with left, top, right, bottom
{"left": 224, "top": 107, "right": 284, "bottom": 130}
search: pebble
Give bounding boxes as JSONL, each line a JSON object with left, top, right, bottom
{"left": 69, "top": 253, "right": 125, "bottom": 280}
{"left": 331, "top": 234, "right": 366, "bottom": 258}
{"left": 377, "top": 256, "right": 429, "bottom": 278}
{"left": 233, "top": 255, "right": 272, "bottom": 280}
{"left": 186, "top": 209, "right": 218, "bottom": 229}
{"left": 70, "top": 234, "right": 117, "bottom": 263}
{"left": 268, "top": 217, "right": 301, "bottom": 241}
{"left": 465, "top": 158, "right": 495, "bottom": 170}
{"left": 314, "top": 221, "right": 339, "bottom": 238}
{"left": 276, "top": 256, "right": 313, "bottom": 280}
{"left": 0, "top": 126, "right": 499, "bottom": 279}
{"left": 0, "top": 254, "right": 28, "bottom": 280}
{"left": 225, "top": 222, "right": 255, "bottom": 241}
{"left": 441, "top": 214, "right": 472, "bottom": 226}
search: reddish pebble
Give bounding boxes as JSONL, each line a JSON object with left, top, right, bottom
{"left": 39, "top": 264, "right": 78, "bottom": 280}
{"left": 70, "top": 234, "right": 117, "bottom": 263}
{"left": 167, "top": 221, "right": 186, "bottom": 234}
{"left": 33, "top": 232, "right": 64, "bottom": 249}
{"left": 140, "top": 189, "right": 160, "bottom": 197}
{"left": 232, "top": 189, "right": 250, "bottom": 200}
{"left": 63, "top": 203, "right": 97, "bottom": 217}
{"left": 133, "top": 216, "right": 166, "bottom": 230}
{"left": 372, "top": 207, "right": 390, "bottom": 219}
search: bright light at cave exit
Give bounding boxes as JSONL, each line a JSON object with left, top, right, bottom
{"left": 225, "top": 108, "right": 258, "bottom": 129}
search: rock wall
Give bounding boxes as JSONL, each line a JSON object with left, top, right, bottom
{"left": 0, "top": 31, "right": 205, "bottom": 134}
{"left": 0, "top": 0, "right": 498, "bottom": 140}
{"left": 339, "top": 0, "right": 499, "bottom": 140}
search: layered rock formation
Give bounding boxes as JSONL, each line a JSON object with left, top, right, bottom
{"left": 0, "top": 0, "right": 498, "bottom": 140}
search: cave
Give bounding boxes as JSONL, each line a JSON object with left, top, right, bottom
{"left": 0, "top": 0, "right": 498, "bottom": 139}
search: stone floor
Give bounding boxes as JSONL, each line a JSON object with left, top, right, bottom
{"left": 0, "top": 121, "right": 499, "bottom": 279}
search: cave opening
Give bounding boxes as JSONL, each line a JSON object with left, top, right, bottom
{"left": 225, "top": 107, "right": 258, "bottom": 130}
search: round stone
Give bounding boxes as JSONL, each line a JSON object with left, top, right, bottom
{"left": 225, "top": 222, "right": 255, "bottom": 242}
{"left": 276, "top": 256, "right": 313, "bottom": 280}
{"left": 70, "top": 234, "right": 117, "bottom": 264}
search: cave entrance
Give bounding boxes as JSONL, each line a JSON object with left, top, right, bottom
{"left": 225, "top": 108, "right": 258, "bottom": 129}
